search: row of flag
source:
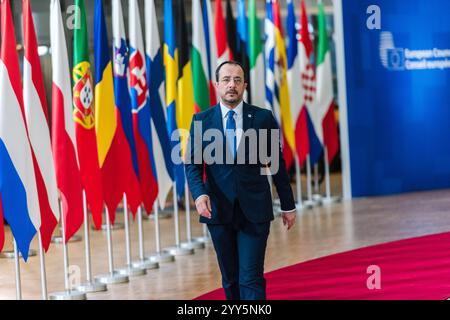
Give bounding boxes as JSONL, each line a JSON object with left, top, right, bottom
{"left": 264, "top": 0, "right": 339, "bottom": 171}
{"left": 0, "top": 0, "right": 173, "bottom": 261}
{"left": 210, "top": 0, "right": 339, "bottom": 174}
{"left": 0, "top": 0, "right": 339, "bottom": 262}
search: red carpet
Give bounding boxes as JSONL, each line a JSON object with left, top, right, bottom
{"left": 196, "top": 232, "right": 450, "bottom": 300}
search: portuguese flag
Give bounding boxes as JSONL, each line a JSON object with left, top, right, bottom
{"left": 72, "top": 0, "right": 104, "bottom": 229}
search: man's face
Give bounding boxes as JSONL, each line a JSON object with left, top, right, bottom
{"left": 215, "top": 64, "right": 247, "bottom": 106}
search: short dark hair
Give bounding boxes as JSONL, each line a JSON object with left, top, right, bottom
{"left": 215, "top": 60, "right": 247, "bottom": 83}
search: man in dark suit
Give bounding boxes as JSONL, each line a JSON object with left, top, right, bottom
{"left": 185, "top": 61, "right": 296, "bottom": 300}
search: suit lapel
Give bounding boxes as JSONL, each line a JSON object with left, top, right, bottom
{"left": 242, "top": 102, "right": 254, "bottom": 132}
{"left": 237, "top": 103, "right": 254, "bottom": 155}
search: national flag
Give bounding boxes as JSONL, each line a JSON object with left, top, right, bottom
{"left": 164, "top": 0, "right": 184, "bottom": 198}
{"left": 145, "top": 0, "right": 174, "bottom": 209}
{"left": 225, "top": 0, "right": 237, "bottom": 60}
{"left": 129, "top": 0, "right": 158, "bottom": 214}
{"left": 23, "top": 0, "right": 59, "bottom": 251}
{"left": 298, "top": 0, "right": 322, "bottom": 166}
{"left": 0, "top": 200, "right": 3, "bottom": 252}
{"left": 236, "top": 0, "right": 251, "bottom": 102}
{"left": 286, "top": 0, "right": 302, "bottom": 163}
{"left": 112, "top": 0, "right": 142, "bottom": 215}
{"left": 0, "top": 0, "right": 40, "bottom": 260}
{"left": 176, "top": 0, "right": 195, "bottom": 159}
{"left": 264, "top": 0, "right": 276, "bottom": 112}
{"left": 192, "top": 0, "right": 210, "bottom": 113}
{"left": 214, "top": 0, "right": 231, "bottom": 65}
{"left": 94, "top": 0, "right": 127, "bottom": 223}
{"left": 314, "top": 2, "right": 339, "bottom": 164}
{"left": 73, "top": 0, "right": 104, "bottom": 229}
{"left": 50, "top": 0, "right": 84, "bottom": 243}
{"left": 249, "top": 0, "right": 266, "bottom": 108}
{"left": 273, "top": 0, "right": 295, "bottom": 170}
{"left": 202, "top": 0, "right": 218, "bottom": 105}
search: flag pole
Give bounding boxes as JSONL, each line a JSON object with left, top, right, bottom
{"left": 313, "top": 163, "right": 323, "bottom": 204}
{"left": 118, "top": 194, "right": 147, "bottom": 276}
{"left": 269, "top": 169, "right": 283, "bottom": 217}
{"left": 99, "top": 211, "right": 124, "bottom": 231}
{"left": 37, "top": 233, "right": 47, "bottom": 300}
{"left": 131, "top": 205, "right": 159, "bottom": 269}
{"left": 193, "top": 224, "right": 210, "bottom": 244}
{"left": 165, "top": 183, "right": 194, "bottom": 256}
{"left": 95, "top": 207, "right": 129, "bottom": 284}
{"left": 181, "top": 181, "right": 204, "bottom": 250}
{"left": 51, "top": 219, "right": 81, "bottom": 244}
{"left": 76, "top": 191, "right": 107, "bottom": 292}
{"left": 13, "top": 239, "right": 22, "bottom": 300}
{"left": 49, "top": 200, "right": 86, "bottom": 300}
{"left": 322, "top": 146, "right": 340, "bottom": 204}
{"left": 149, "top": 202, "right": 175, "bottom": 263}
{"left": 294, "top": 155, "right": 306, "bottom": 211}
{"left": 304, "top": 154, "right": 318, "bottom": 207}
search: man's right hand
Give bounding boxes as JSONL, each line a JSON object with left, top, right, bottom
{"left": 195, "top": 195, "right": 212, "bottom": 219}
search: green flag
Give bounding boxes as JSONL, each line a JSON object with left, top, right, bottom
{"left": 192, "top": 0, "right": 210, "bottom": 112}
{"left": 248, "top": 0, "right": 266, "bottom": 108}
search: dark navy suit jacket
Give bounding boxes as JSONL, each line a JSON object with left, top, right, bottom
{"left": 185, "top": 103, "right": 295, "bottom": 224}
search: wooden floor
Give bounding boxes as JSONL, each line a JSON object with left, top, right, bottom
{"left": 2, "top": 174, "right": 450, "bottom": 300}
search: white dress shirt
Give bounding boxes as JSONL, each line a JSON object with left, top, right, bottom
{"left": 220, "top": 101, "right": 243, "bottom": 150}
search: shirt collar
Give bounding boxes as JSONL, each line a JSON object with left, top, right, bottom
{"left": 220, "top": 101, "right": 243, "bottom": 118}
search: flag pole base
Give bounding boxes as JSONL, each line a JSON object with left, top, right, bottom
{"left": 298, "top": 201, "right": 314, "bottom": 210}
{"left": 293, "top": 202, "right": 312, "bottom": 212}
{"left": 180, "top": 240, "right": 205, "bottom": 250}
{"left": 131, "top": 259, "right": 159, "bottom": 270}
{"left": 312, "top": 194, "right": 324, "bottom": 203}
{"left": 0, "top": 249, "right": 37, "bottom": 259}
{"left": 165, "top": 246, "right": 194, "bottom": 256}
{"left": 321, "top": 196, "right": 341, "bottom": 205}
{"left": 144, "top": 210, "right": 173, "bottom": 220}
{"left": 192, "top": 236, "right": 211, "bottom": 244}
{"left": 51, "top": 235, "right": 82, "bottom": 244}
{"left": 97, "top": 223, "right": 124, "bottom": 231}
{"left": 149, "top": 251, "right": 175, "bottom": 263}
{"left": 117, "top": 265, "right": 147, "bottom": 277}
{"left": 95, "top": 272, "right": 129, "bottom": 285}
{"left": 76, "top": 281, "right": 107, "bottom": 293}
{"left": 49, "top": 290, "right": 86, "bottom": 300}
{"left": 303, "top": 199, "right": 320, "bottom": 207}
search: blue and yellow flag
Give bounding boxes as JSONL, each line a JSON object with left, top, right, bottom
{"left": 164, "top": 0, "right": 185, "bottom": 197}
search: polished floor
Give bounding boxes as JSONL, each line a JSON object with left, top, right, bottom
{"left": 2, "top": 174, "right": 450, "bottom": 300}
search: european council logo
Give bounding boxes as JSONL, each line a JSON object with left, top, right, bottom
{"left": 379, "top": 31, "right": 405, "bottom": 70}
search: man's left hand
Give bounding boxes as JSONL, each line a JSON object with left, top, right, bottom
{"left": 282, "top": 211, "right": 296, "bottom": 230}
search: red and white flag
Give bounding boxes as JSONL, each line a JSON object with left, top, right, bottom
{"left": 50, "top": 0, "right": 84, "bottom": 243}
{"left": 23, "top": 0, "right": 59, "bottom": 251}
{"left": 215, "top": 0, "right": 231, "bottom": 65}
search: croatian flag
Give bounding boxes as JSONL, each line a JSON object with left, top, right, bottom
{"left": 299, "top": 0, "right": 322, "bottom": 166}
{"left": 0, "top": 0, "right": 41, "bottom": 260}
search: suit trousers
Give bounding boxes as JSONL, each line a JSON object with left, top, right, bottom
{"left": 207, "top": 200, "right": 271, "bottom": 300}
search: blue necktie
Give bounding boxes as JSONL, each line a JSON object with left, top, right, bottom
{"left": 226, "top": 110, "right": 236, "bottom": 159}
